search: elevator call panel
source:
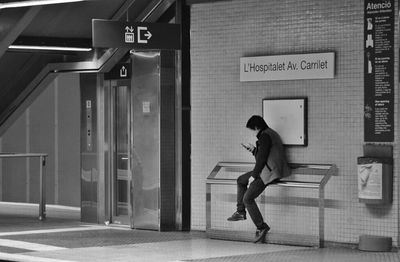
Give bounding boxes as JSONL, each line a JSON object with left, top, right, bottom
{"left": 86, "top": 100, "right": 93, "bottom": 151}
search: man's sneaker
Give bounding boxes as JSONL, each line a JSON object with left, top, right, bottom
{"left": 227, "top": 211, "right": 246, "bottom": 221}
{"left": 254, "top": 226, "right": 270, "bottom": 243}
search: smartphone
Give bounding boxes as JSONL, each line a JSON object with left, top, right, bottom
{"left": 241, "top": 143, "right": 251, "bottom": 151}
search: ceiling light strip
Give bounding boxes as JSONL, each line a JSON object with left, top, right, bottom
{"left": 9, "top": 45, "right": 92, "bottom": 52}
{"left": 0, "top": 0, "right": 86, "bottom": 9}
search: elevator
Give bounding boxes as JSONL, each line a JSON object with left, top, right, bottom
{"left": 80, "top": 50, "right": 180, "bottom": 231}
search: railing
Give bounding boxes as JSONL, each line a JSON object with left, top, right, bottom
{"left": 206, "top": 161, "right": 337, "bottom": 247}
{"left": 0, "top": 153, "right": 48, "bottom": 220}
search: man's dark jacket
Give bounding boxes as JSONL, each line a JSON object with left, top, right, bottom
{"left": 252, "top": 127, "right": 291, "bottom": 185}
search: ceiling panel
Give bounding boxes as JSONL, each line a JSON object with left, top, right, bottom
{"left": 0, "top": 8, "right": 30, "bottom": 40}
{"left": 21, "top": 0, "right": 127, "bottom": 38}
{"left": 0, "top": 52, "right": 63, "bottom": 113}
{"left": 0, "top": 0, "right": 172, "bottom": 128}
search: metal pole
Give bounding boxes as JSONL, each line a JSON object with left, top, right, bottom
{"left": 318, "top": 186, "right": 325, "bottom": 248}
{"left": 39, "top": 155, "right": 46, "bottom": 220}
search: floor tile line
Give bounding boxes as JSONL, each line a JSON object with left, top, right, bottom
{"left": 0, "top": 251, "right": 76, "bottom": 262}
{"left": 0, "top": 225, "right": 106, "bottom": 236}
{"left": 0, "top": 239, "right": 67, "bottom": 251}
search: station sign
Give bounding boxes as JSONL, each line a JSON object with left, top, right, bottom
{"left": 92, "top": 19, "right": 181, "bottom": 50}
{"left": 240, "top": 52, "right": 335, "bottom": 82}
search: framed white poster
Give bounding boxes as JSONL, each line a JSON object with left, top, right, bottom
{"left": 262, "top": 98, "right": 307, "bottom": 146}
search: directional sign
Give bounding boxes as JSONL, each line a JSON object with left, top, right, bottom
{"left": 92, "top": 19, "right": 181, "bottom": 50}
{"left": 104, "top": 63, "right": 131, "bottom": 80}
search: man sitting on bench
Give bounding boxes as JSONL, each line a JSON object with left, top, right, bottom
{"left": 227, "top": 115, "right": 291, "bottom": 243}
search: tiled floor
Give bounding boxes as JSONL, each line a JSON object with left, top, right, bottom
{"left": 0, "top": 202, "right": 398, "bottom": 262}
{"left": 183, "top": 247, "right": 400, "bottom": 262}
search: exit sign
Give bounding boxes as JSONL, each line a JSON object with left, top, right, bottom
{"left": 92, "top": 19, "right": 181, "bottom": 50}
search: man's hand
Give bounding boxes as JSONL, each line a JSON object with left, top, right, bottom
{"left": 241, "top": 143, "right": 255, "bottom": 153}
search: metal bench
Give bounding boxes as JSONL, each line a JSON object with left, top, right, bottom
{"left": 206, "top": 161, "right": 337, "bottom": 247}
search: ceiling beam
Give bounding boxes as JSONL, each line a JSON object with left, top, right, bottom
{"left": 0, "top": 7, "right": 41, "bottom": 58}
{"left": 136, "top": 0, "right": 175, "bottom": 22}
{"left": 186, "top": 0, "right": 231, "bottom": 4}
{"left": 9, "top": 36, "right": 92, "bottom": 52}
{"left": 0, "top": 0, "right": 86, "bottom": 9}
{"left": 111, "top": 0, "right": 138, "bottom": 20}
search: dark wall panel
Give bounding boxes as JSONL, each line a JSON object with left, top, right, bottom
{"left": 29, "top": 83, "right": 55, "bottom": 204}
{"left": 160, "top": 50, "right": 176, "bottom": 230}
{"left": 2, "top": 113, "right": 27, "bottom": 202}
{"left": 80, "top": 73, "right": 98, "bottom": 223}
{"left": 58, "top": 74, "right": 81, "bottom": 207}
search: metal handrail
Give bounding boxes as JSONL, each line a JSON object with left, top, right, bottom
{"left": 207, "top": 161, "right": 337, "bottom": 185}
{"left": 0, "top": 153, "right": 48, "bottom": 220}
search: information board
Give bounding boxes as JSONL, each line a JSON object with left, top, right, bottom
{"left": 364, "top": 0, "right": 394, "bottom": 142}
{"left": 262, "top": 98, "right": 307, "bottom": 146}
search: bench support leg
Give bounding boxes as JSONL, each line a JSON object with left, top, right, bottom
{"left": 206, "top": 183, "right": 211, "bottom": 231}
{"left": 318, "top": 187, "right": 325, "bottom": 248}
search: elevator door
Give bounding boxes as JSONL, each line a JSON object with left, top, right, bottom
{"left": 111, "top": 85, "right": 133, "bottom": 226}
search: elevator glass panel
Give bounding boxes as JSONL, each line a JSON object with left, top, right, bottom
{"left": 112, "top": 85, "right": 132, "bottom": 225}
{"left": 131, "top": 51, "right": 161, "bottom": 230}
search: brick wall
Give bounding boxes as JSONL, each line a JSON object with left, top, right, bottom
{"left": 190, "top": 0, "right": 399, "bottom": 245}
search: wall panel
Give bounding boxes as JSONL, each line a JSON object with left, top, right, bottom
{"left": 190, "top": 0, "right": 399, "bottom": 245}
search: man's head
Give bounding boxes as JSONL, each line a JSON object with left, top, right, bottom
{"left": 246, "top": 115, "right": 268, "bottom": 134}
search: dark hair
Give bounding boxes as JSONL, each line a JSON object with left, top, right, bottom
{"left": 246, "top": 115, "right": 268, "bottom": 130}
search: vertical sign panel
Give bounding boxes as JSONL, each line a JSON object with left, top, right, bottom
{"left": 364, "top": 0, "right": 394, "bottom": 142}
